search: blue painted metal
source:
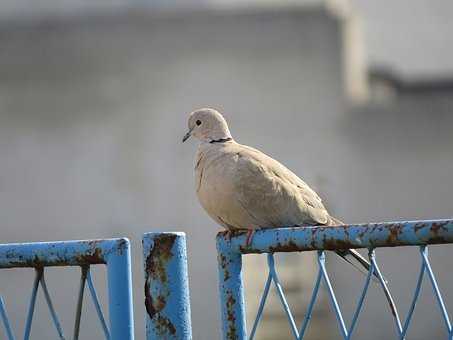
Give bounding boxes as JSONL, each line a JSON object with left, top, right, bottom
{"left": 347, "top": 251, "right": 374, "bottom": 338}
{"left": 0, "top": 297, "right": 15, "bottom": 340}
{"left": 318, "top": 251, "right": 348, "bottom": 338}
{"left": 267, "top": 255, "right": 299, "bottom": 338}
{"left": 106, "top": 239, "right": 135, "bottom": 340}
{"left": 143, "top": 232, "right": 192, "bottom": 340}
{"left": 420, "top": 247, "right": 452, "bottom": 333}
{"left": 369, "top": 253, "right": 402, "bottom": 334}
{"left": 73, "top": 266, "right": 88, "bottom": 340}
{"left": 248, "top": 270, "right": 272, "bottom": 339}
{"left": 216, "top": 219, "right": 453, "bottom": 340}
{"left": 298, "top": 266, "right": 322, "bottom": 339}
{"left": 40, "top": 273, "right": 65, "bottom": 339}
{"left": 23, "top": 270, "right": 40, "bottom": 340}
{"left": 87, "top": 269, "right": 111, "bottom": 339}
{"left": 217, "top": 239, "right": 247, "bottom": 340}
{"left": 0, "top": 238, "right": 134, "bottom": 340}
{"left": 218, "top": 219, "right": 453, "bottom": 254}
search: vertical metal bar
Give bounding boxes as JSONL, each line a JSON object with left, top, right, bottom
{"left": 40, "top": 273, "right": 65, "bottom": 340}
{"left": 143, "top": 232, "right": 192, "bottom": 340}
{"left": 106, "top": 238, "right": 134, "bottom": 340}
{"left": 23, "top": 268, "right": 42, "bottom": 340}
{"left": 0, "top": 296, "right": 15, "bottom": 340}
{"left": 73, "top": 266, "right": 88, "bottom": 340}
{"left": 86, "top": 269, "right": 111, "bottom": 340}
{"left": 217, "top": 236, "right": 247, "bottom": 340}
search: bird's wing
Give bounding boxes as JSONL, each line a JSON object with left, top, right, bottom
{"left": 230, "top": 143, "right": 331, "bottom": 227}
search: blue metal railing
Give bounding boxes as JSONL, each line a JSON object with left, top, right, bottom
{"left": 0, "top": 238, "right": 134, "bottom": 340}
{"left": 1, "top": 220, "right": 451, "bottom": 340}
{"left": 216, "top": 219, "right": 453, "bottom": 340}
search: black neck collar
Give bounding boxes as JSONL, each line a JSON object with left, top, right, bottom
{"left": 209, "top": 137, "right": 232, "bottom": 144}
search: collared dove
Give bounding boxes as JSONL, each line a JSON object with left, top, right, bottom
{"left": 182, "top": 108, "right": 373, "bottom": 275}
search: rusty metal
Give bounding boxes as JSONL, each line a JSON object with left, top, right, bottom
{"left": 216, "top": 244, "right": 247, "bottom": 340}
{"left": 0, "top": 238, "right": 133, "bottom": 340}
{"left": 216, "top": 219, "right": 453, "bottom": 254}
{"left": 143, "top": 232, "right": 192, "bottom": 340}
{"left": 215, "top": 219, "right": 453, "bottom": 340}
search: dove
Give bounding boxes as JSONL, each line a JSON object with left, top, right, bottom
{"left": 182, "top": 108, "right": 373, "bottom": 276}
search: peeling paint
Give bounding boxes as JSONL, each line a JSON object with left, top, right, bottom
{"left": 144, "top": 234, "right": 177, "bottom": 338}
{"left": 225, "top": 291, "right": 237, "bottom": 340}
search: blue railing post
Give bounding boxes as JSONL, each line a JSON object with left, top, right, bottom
{"left": 216, "top": 235, "right": 247, "bottom": 340}
{"left": 106, "top": 238, "right": 135, "bottom": 340}
{"left": 143, "top": 232, "right": 192, "bottom": 340}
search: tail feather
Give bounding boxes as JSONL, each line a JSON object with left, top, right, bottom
{"left": 327, "top": 216, "right": 398, "bottom": 317}
{"left": 335, "top": 249, "right": 381, "bottom": 281}
{"left": 335, "top": 249, "right": 398, "bottom": 317}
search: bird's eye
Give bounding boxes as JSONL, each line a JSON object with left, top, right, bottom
{"left": 196, "top": 120, "right": 202, "bottom": 126}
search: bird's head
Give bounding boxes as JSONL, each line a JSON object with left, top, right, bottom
{"left": 182, "top": 108, "right": 232, "bottom": 143}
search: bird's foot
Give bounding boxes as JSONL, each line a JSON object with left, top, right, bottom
{"left": 245, "top": 229, "right": 255, "bottom": 247}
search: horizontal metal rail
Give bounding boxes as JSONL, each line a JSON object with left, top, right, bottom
{"left": 0, "top": 238, "right": 134, "bottom": 340}
{"left": 216, "top": 219, "right": 453, "bottom": 340}
{"left": 217, "top": 219, "right": 453, "bottom": 254}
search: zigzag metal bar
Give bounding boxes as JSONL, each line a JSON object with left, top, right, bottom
{"left": 86, "top": 269, "right": 111, "bottom": 340}
{"left": 298, "top": 267, "right": 322, "bottom": 339}
{"left": 23, "top": 269, "right": 42, "bottom": 340}
{"left": 346, "top": 253, "right": 375, "bottom": 339}
{"left": 420, "top": 247, "right": 452, "bottom": 333}
{"left": 369, "top": 254, "right": 403, "bottom": 336}
{"left": 249, "top": 271, "right": 272, "bottom": 340}
{"left": 267, "top": 254, "right": 299, "bottom": 339}
{"left": 73, "top": 266, "right": 88, "bottom": 340}
{"left": 40, "top": 272, "right": 65, "bottom": 340}
{"left": 400, "top": 253, "right": 426, "bottom": 339}
{"left": 0, "top": 296, "right": 15, "bottom": 340}
{"left": 317, "top": 251, "right": 348, "bottom": 339}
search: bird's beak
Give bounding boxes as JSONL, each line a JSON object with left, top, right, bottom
{"left": 182, "top": 128, "right": 193, "bottom": 143}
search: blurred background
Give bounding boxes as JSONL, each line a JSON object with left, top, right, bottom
{"left": 0, "top": 0, "right": 452, "bottom": 339}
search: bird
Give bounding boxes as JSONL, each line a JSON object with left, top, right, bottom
{"left": 182, "top": 107, "right": 374, "bottom": 277}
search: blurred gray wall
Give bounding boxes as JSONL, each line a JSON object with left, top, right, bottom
{"left": 0, "top": 4, "right": 452, "bottom": 340}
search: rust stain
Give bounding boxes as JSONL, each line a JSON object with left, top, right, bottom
{"left": 145, "top": 235, "right": 177, "bottom": 284}
{"left": 431, "top": 221, "right": 449, "bottom": 234}
{"left": 144, "top": 234, "right": 177, "bottom": 337}
{"left": 226, "top": 291, "right": 237, "bottom": 340}
{"left": 413, "top": 222, "right": 427, "bottom": 233}
{"left": 153, "top": 315, "right": 177, "bottom": 336}
{"left": 75, "top": 247, "right": 104, "bottom": 265}
{"left": 386, "top": 223, "right": 404, "bottom": 245}
{"left": 322, "top": 238, "right": 354, "bottom": 250}
{"left": 218, "top": 253, "right": 231, "bottom": 281}
{"left": 268, "top": 240, "right": 299, "bottom": 253}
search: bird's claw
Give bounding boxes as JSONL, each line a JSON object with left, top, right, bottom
{"left": 245, "top": 229, "right": 255, "bottom": 247}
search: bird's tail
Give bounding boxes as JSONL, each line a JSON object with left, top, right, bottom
{"left": 335, "top": 249, "right": 380, "bottom": 281}
{"left": 328, "top": 216, "right": 398, "bottom": 317}
{"left": 328, "top": 216, "right": 382, "bottom": 280}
